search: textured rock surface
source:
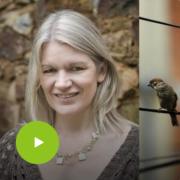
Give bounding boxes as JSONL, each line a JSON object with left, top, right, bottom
{"left": 0, "top": 0, "right": 138, "bottom": 136}
{"left": 0, "top": 27, "right": 31, "bottom": 60}
{"left": 0, "top": 0, "right": 12, "bottom": 9}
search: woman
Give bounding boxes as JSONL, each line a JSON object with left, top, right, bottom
{"left": 0, "top": 10, "right": 138, "bottom": 180}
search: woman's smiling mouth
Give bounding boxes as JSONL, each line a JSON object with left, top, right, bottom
{"left": 54, "top": 92, "right": 79, "bottom": 99}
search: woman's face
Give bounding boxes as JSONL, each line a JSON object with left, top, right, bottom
{"left": 40, "top": 41, "right": 105, "bottom": 116}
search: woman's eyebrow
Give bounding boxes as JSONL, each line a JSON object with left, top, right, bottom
{"left": 69, "top": 62, "right": 87, "bottom": 66}
{"left": 41, "top": 61, "right": 88, "bottom": 68}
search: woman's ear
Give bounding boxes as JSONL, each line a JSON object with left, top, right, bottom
{"left": 97, "top": 63, "right": 107, "bottom": 83}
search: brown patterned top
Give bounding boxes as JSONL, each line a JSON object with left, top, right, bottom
{"left": 0, "top": 124, "right": 139, "bottom": 180}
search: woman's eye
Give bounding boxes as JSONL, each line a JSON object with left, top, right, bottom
{"left": 43, "top": 69, "right": 56, "bottom": 73}
{"left": 71, "top": 66, "right": 85, "bottom": 71}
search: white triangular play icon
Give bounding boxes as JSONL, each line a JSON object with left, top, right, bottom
{"left": 34, "top": 137, "right": 44, "bottom": 148}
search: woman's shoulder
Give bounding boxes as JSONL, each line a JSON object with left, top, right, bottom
{"left": 122, "top": 118, "right": 139, "bottom": 144}
{"left": 0, "top": 123, "right": 25, "bottom": 145}
{"left": 118, "top": 121, "right": 139, "bottom": 153}
{"left": 0, "top": 123, "right": 25, "bottom": 179}
{"left": 110, "top": 125, "right": 139, "bottom": 179}
{"left": 105, "top": 122, "right": 139, "bottom": 163}
{"left": 116, "top": 117, "right": 139, "bottom": 144}
{"left": 125, "top": 124, "right": 139, "bottom": 152}
{"left": 0, "top": 124, "right": 22, "bottom": 147}
{"left": 128, "top": 124, "right": 139, "bottom": 141}
{"left": 98, "top": 124, "right": 139, "bottom": 180}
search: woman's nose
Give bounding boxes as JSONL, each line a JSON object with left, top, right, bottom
{"left": 54, "top": 71, "right": 72, "bottom": 90}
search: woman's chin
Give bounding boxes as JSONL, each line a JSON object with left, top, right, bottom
{"left": 54, "top": 106, "right": 83, "bottom": 117}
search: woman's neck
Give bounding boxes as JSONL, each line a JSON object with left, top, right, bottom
{"left": 54, "top": 109, "right": 94, "bottom": 137}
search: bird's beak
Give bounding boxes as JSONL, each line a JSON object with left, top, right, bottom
{"left": 147, "top": 83, "right": 152, "bottom": 87}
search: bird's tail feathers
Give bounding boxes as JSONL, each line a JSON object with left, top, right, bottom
{"left": 170, "top": 113, "right": 178, "bottom": 126}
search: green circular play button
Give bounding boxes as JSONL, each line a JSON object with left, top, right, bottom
{"left": 16, "top": 121, "right": 60, "bottom": 164}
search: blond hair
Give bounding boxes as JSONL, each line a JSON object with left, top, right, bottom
{"left": 25, "top": 10, "right": 128, "bottom": 133}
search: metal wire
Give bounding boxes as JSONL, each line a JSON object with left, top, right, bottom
{"left": 140, "top": 159, "right": 180, "bottom": 173}
{"left": 139, "top": 107, "right": 180, "bottom": 115}
{"left": 139, "top": 16, "right": 180, "bottom": 29}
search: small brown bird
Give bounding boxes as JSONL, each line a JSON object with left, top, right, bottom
{"left": 148, "top": 78, "right": 178, "bottom": 126}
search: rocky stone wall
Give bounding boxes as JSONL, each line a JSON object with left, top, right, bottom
{"left": 0, "top": 0, "right": 138, "bottom": 136}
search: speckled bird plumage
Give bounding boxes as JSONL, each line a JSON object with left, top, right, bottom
{"left": 148, "top": 78, "right": 178, "bottom": 126}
